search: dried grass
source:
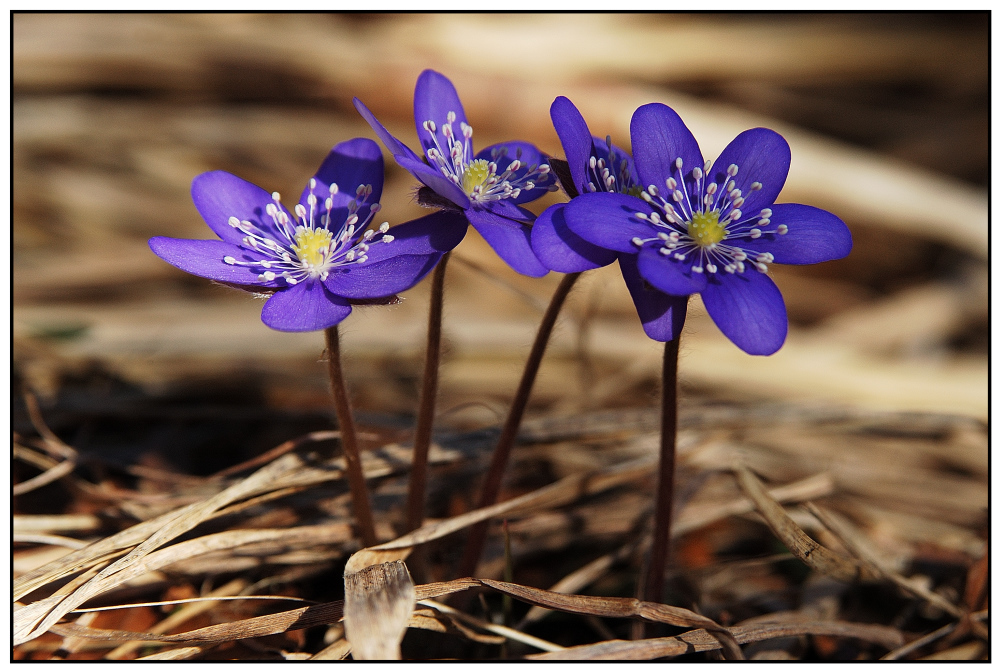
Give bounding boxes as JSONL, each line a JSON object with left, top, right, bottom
{"left": 13, "top": 12, "right": 987, "bottom": 662}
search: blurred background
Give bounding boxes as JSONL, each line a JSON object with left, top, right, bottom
{"left": 12, "top": 13, "right": 989, "bottom": 660}
{"left": 13, "top": 13, "right": 988, "bottom": 429}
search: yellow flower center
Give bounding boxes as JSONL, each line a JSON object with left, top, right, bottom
{"left": 291, "top": 226, "right": 333, "bottom": 271}
{"left": 688, "top": 210, "right": 726, "bottom": 247}
{"left": 461, "top": 159, "right": 492, "bottom": 194}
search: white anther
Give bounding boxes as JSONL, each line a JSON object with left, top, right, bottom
{"left": 285, "top": 276, "right": 298, "bottom": 284}
{"left": 228, "top": 216, "right": 241, "bottom": 227}
{"left": 525, "top": 181, "right": 535, "bottom": 191}
{"left": 447, "top": 111, "right": 456, "bottom": 123}
{"left": 378, "top": 222, "right": 389, "bottom": 233}
{"left": 706, "top": 263, "right": 717, "bottom": 273}
{"left": 693, "top": 167, "right": 703, "bottom": 180}
{"left": 635, "top": 212, "right": 648, "bottom": 220}
{"left": 266, "top": 203, "right": 278, "bottom": 217}
{"left": 370, "top": 203, "right": 381, "bottom": 213}
{"left": 363, "top": 230, "right": 375, "bottom": 240}
{"left": 758, "top": 218, "right": 770, "bottom": 227}
{"left": 647, "top": 184, "right": 659, "bottom": 197}
{"left": 733, "top": 251, "right": 747, "bottom": 261}
{"left": 706, "top": 183, "right": 718, "bottom": 195}
{"left": 294, "top": 204, "right": 307, "bottom": 219}
{"left": 759, "top": 208, "right": 772, "bottom": 218}
{"left": 330, "top": 183, "right": 339, "bottom": 195}
{"left": 704, "top": 159, "right": 713, "bottom": 172}
{"left": 669, "top": 232, "right": 680, "bottom": 242}
{"left": 692, "top": 266, "right": 704, "bottom": 273}
{"left": 704, "top": 194, "right": 713, "bottom": 205}
{"left": 659, "top": 247, "right": 670, "bottom": 256}
{"left": 589, "top": 183, "right": 598, "bottom": 192}
{"left": 777, "top": 224, "right": 788, "bottom": 235}
{"left": 346, "top": 214, "right": 359, "bottom": 227}
{"left": 346, "top": 250, "right": 355, "bottom": 261}
{"left": 260, "top": 260, "right": 271, "bottom": 268}
{"left": 736, "top": 261, "right": 745, "bottom": 272}
{"left": 631, "top": 237, "right": 644, "bottom": 247}
{"left": 260, "top": 271, "right": 276, "bottom": 281}
{"left": 423, "top": 120, "right": 436, "bottom": 133}
{"left": 509, "top": 160, "right": 521, "bottom": 172}
{"left": 727, "top": 164, "right": 738, "bottom": 176}
{"left": 641, "top": 190, "right": 652, "bottom": 202}
{"left": 675, "top": 253, "right": 686, "bottom": 261}
{"left": 539, "top": 164, "right": 550, "bottom": 174}
{"left": 755, "top": 262, "right": 768, "bottom": 273}
{"left": 223, "top": 256, "right": 236, "bottom": 264}
{"left": 675, "top": 157, "right": 683, "bottom": 170}
{"left": 272, "top": 192, "right": 281, "bottom": 201}
{"left": 732, "top": 197, "right": 745, "bottom": 207}
{"left": 750, "top": 182, "right": 762, "bottom": 191}
{"left": 307, "top": 193, "right": 317, "bottom": 206}
{"left": 325, "top": 197, "right": 334, "bottom": 209}
{"left": 730, "top": 209, "right": 742, "bottom": 221}
{"left": 672, "top": 190, "right": 684, "bottom": 202}
{"left": 649, "top": 212, "right": 661, "bottom": 225}
{"left": 657, "top": 231, "right": 670, "bottom": 240}
{"left": 749, "top": 228, "right": 762, "bottom": 239}
{"left": 665, "top": 178, "right": 677, "bottom": 191}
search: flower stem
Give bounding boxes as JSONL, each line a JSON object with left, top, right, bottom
{"left": 643, "top": 333, "right": 682, "bottom": 606}
{"left": 458, "top": 272, "right": 581, "bottom": 578}
{"left": 323, "top": 325, "right": 378, "bottom": 548}
{"left": 406, "top": 253, "right": 449, "bottom": 533}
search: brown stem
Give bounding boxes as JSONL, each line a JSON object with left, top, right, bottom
{"left": 458, "top": 272, "right": 581, "bottom": 577}
{"left": 406, "top": 253, "right": 449, "bottom": 533}
{"left": 323, "top": 325, "right": 377, "bottom": 548}
{"left": 642, "top": 333, "right": 682, "bottom": 606}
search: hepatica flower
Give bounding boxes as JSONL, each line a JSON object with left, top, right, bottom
{"left": 531, "top": 96, "right": 688, "bottom": 342}
{"left": 354, "top": 69, "right": 557, "bottom": 277}
{"left": 564, "top": 103, "right": 852, "bottom": 355}
{"left": 149, "top": 138, "right": 465, "bottom": 332}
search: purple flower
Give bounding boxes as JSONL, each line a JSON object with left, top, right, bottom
{"left": 563, "top": 103, "right": 852, "bottom": 355}
{"left": 149, "top": 138, "right": 466, "bottom": 332}
{"left": 353, "top": 69, "right": 558, "bottom": 277}
{"left": 531, "top": 96, "right": 688, "bottom": 343}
